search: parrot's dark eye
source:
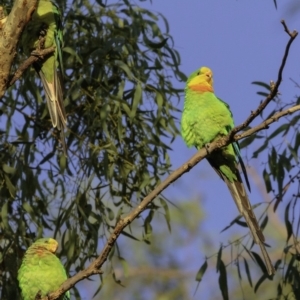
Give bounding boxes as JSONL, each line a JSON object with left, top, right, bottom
{"left": 197, "top": 72, "right": 200, "bottom": 75}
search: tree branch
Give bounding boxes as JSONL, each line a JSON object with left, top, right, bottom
{"left": 230, "top": 20, "right": 298, "bottom": 137}
{"left": 0, "top": 0, "right": 38, "bottom": 99}
{"left": 42, "top": 20, "right": 298, "bottom": 300}
{"left": 9, "top": 46, "right": 55, "bottom": 87}
{"left": 235, "top": 104, "right": 300, "bottom": 140}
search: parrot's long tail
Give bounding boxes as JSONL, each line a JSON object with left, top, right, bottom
{"left": 225, "top": 178, "right": 275, "bottom": 275}
{"left": 39, "top": 68, "right": 67, "bottom": 156}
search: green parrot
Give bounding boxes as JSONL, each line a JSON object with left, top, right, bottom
{"left": 181, "top": 66, "right": 275, "bottom": 275}
{"left": 21, "top": 0, "right": 67, "bottom": 154}
{"left": 18, "top": 238, "right": 70, "bottom": 300}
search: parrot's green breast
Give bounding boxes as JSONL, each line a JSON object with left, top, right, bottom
{"left": 181, "top": 90, "right": 234, "bottom": 149}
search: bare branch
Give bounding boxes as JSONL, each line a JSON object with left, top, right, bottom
{"left": 9, "top": 46, "right": 55, "bottom": 87}
{"left": 231, "top": 20, "right": 298, "bottom": 137}
{"left": 235, "top": 104, "right": 300, "bottom": 140}
{"left": 41, "top": 20, "right": 298, "bottom": 300}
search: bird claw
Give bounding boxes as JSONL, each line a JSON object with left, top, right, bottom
{"left": 30, "top": 49, "right": 44, "bottom": 58}
{"left": 34, "top": 290, "right": 42, "bottom": 300}
{"left": 204, "top": 143, "right": 210, "bottom": 155}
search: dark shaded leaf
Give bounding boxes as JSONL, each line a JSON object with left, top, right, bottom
{"left": 216, "top": 244, "right": 223, "bottom": 272}
{"left": 218, "top": 260, "right": 229, "bottom": 300}
{"left": 254, "top": 273, "right": 268, "bottom": 293}
{"left": 243, "top": 258, "right": 252, "bottom": 287}
{"left": 252, "top": 81, "right": 271, "bottom": 91}
{"left": 263, "top": 169, "right": 272, "bottom": 193}
{"left": 195, "top": 260, "right": 208, "bottom": 282}
{"left": 251, "top": 251, "right": 268, "bottom": 274}
{"left": 284, "top": 201, "right": 293, "bottom": 242}
{"left": 239, "top": 133, "right": 256, "bottom": 149}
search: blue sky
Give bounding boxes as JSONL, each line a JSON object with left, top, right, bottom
{"left": 72, "top": 1, "right": 300, "bottom": 298}
{"left": 140, "top": 0, "right": 299, "bottom": 239}
{"left": 131, "top": 0, "right": 299, "bottom": 298}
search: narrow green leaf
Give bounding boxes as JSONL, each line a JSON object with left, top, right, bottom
{"left": 252, "top": 81, "right": 271, "bottom": 91}
{"left": 284, "top": 255, "right": 296, "bottom": 283}
{"left": 236, "top": 259, "right": 242, "bottom": 280}
{"left": 106, "top": 207, "right": 114, "bottom": 221}
{"left": 216, "top": 245, "right": 223, "bottom": 272}
{"left": 1, "top": 202, "right": 9, "bottom": 229}
{"left": 288, "top": 144, "right": 298, "bottom": 164}
{"left": 117, "top": 80, "right": 125, "bottom": 99}
{"left": 268, "top": 124, "right": 289, "bottom": 140}
{"left": 251, "top": 251, "right": 268, "bottom": 274}
{"left": 252, "top": 141, "right": 268, "bottom": 158}
{"left": 130, "top": 82, "right": 142, "bottom": 118}
{"left": 120, "top": 231, "right": 140, "bottom": 241}
{"left": 284, "top": 201, "right": 293, "bottom": 242}
{"left": 2, "top": 164, "right": 15, "bottom": 175}
{"left": 114, "top": 60, "right": 134, "bottom": 80}
{"left": 195, "top": 260, "right": 208, "bottom": 282}
{"left": 22, "top": 202, "right": 34, "bottom": 215}
{"left": 263, "top": 169, "right": 272, "bottom": 193}
{"left": 259, "top": 215, "right": 268, "bottom": 231}
{"left": 4, "top": 174, "right": 16, "bottom": 198}
{"left": 256, "top": 92, "right": 269, "bottom": 97}
{"left": 243, "top": 257, "right": 252, "bottom": 287}
{"left": 112, "top": 272, "right": 124, "bottom": 286}
{"left": 239, "top": 134, "right": 256, "bottom": 149}
{"left": 254, "top": 273, "right": 268, "bottom": 293}
{"left": 218, "top": 260, "right": 229, "bottom": 300}
{"left": 119, "top": 256, "right": 129, "bottom": 277}
{"left": 159, "top": 198, "right": 171, "bottom": 232}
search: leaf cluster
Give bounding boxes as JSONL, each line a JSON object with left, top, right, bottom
{"left": 0, "top": 0, "right": 185, "bottom": 299}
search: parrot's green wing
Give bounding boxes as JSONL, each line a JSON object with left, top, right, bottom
{"left": 21, "top": 0, "right": 67, "bottom": 154}
{"left": 181, "top": 66, "right": 275, "bottom": 275}
{"left": 217, "top": 96, "right": 250, "bottom": 191}
{"left": 18, "top": 238, "right": 70, "bottom": 300}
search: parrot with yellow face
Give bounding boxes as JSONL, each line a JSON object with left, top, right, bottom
{"left": 181, "top": 66, "right": 275, "bottom": 275}
{"left": 18, "top": 238, "right": 70, "bottom": 300}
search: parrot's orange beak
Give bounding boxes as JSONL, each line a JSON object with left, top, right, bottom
{"left": 204, "top": 70, "right": 213, "bottom": 86}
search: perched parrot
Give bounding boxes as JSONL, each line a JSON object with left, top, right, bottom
{"left": 181, "top": 66, "right": 275, "bottom": 275}
{"left": 18, "top": 238, "right": 70, "bottom": 300}
{"left": 21, "top": 0, "right": 67, "bottom": 154}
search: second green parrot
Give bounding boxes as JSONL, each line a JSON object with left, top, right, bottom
{"left": 18, "top": 238, "right": 70, "bottom": 300}
{"left": 181, "top": 66, "right": 275, "bottom": 275}
{"left": 21, "top": 0, "right": 67, "bottom": 154}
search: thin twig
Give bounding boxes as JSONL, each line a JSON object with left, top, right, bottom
{"left": 9, "top": 46, "right": 55, "bottom": 86}
{"left": 231, "top": 20, "right": 298, "bottom": 137}
{"left": 235, "top": 104, "right": 300, "bottom": 140}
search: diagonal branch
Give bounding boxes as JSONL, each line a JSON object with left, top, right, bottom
{"left": 9, "top": 46, "right": 55, "bottom": 87}
{"left": 41, "top": 20, "right": 298, "bottom": 300}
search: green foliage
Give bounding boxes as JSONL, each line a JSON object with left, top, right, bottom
{"left": 240, "top": 81, "right": 300, "bottom": 297}
{"left": 0, "top": 0, "right": 184, "bottom": 299}
{"left": 0, "top": 0, "right": 300, "bottom": 299}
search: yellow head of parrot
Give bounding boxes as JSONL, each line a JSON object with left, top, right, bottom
{"left": 43, "top": 238, "right": 59, "bottom": 253}
{"left": 187, "top": 66, "right": 214, "bottom": 92}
